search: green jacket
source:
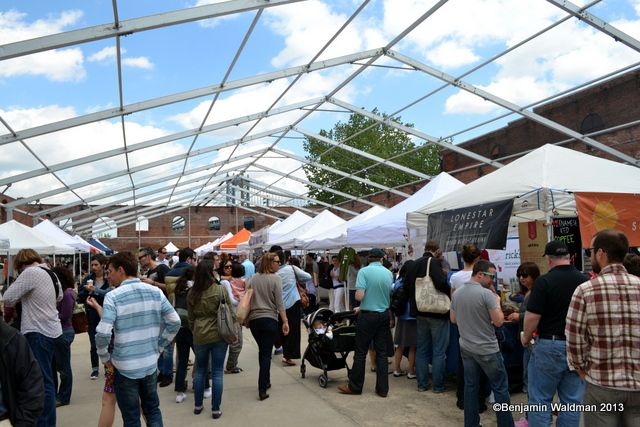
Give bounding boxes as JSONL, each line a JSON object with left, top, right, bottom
{"left": 187, "top": 284, "right": 236, "bottom": 345}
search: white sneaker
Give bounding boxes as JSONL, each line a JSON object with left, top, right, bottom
{"left": 203, "top": 387, "right": 212, "bottom": 399}
{"left": 175, "top": 393, "right": 187, "bottom": 403}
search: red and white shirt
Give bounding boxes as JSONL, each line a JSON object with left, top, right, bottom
{"left": 565, "top": 263, "right": 640, "bottom": 390}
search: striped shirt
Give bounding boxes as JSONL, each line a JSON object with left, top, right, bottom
{"left": 96, "top": 278, "right": 180, "bottom": 379}
{"left": 3, "top": 264, "right": 62, "bottom": 338}
{"left": 565, "top": 264, "right": 640, "bottom": 390}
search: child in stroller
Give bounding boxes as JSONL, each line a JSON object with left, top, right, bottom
{"left": 300, "top": 308, "right": 357, "bottom": 388}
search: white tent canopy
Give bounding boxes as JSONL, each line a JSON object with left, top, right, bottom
{"left": 407, "top": 144, "right": 640, "bottom": 231}
{"left": 164, "top": 242, "right": 180, "bottom": 254}
{"left": 194, "top": 232, "right": 234, "bottom": 256}
{"left": 303, "top": 205, "right": 386, "bottom": 250}
{"left": 249, "top": 221, "right": 281, "bottom": 248}
{"left": 263, "top": 211, "right": 312, "bottom": 247}
{"left": 268, "top": 210, "right": 346, "bottom": 249}
{"left": 33, "top": 219, "right": 87, "bottom": 252}
{"left": 0, "top": 220, "right": 75, "bottom": 255}
{"left": 73, "top": 235, "right": 104, "bottom": 254}
{"left": 214, "top": 232, "right": 235, "bottom": 248}
{"left": 346, "top": 172, "right": 465, "bottom": 248}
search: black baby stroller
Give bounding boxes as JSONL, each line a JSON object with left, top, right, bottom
{"left": 300, "top": 308, "right": 357, "bottom": 388}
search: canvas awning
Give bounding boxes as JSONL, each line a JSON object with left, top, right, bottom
{"left": 220, "top": 228, "right": 252, "bottom": 250}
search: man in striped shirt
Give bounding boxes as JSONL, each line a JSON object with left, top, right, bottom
{"left": 566, "top": 229, "right": 640, "bottom": 427}
{"left": 96, "top": 252, "right": 180, "bottom": 427}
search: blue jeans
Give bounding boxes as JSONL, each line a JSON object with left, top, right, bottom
{"left": 174, "top": 327, "right": 193, "bottom": 392}
{"left": 249, "top": 317, "right": 278, "bottom": 393}
{"left": 114, "top": 370, "right": 163, "bottom": 427}
{"left": 53, "top": 329, "right": 75, "bottom": 404}
{"left": 87, "top": 313, "right": 100, "bottom": 370}
{"left": 461, "top": 349, "right": 514, "bottom": 427}
{"left": 193, "top": 341, "right": 228, "bottom": 412}
{"left": 26, "top": 332, "right": 56, "bottom": 427}
{"left": 416, "top": 316, "right": 449, "bottom": 391}
{"left": 349, "top": 310, "right": 391, "bottom": 395}
{"left": 158, "top": 341, "right": 174, "bottom": 379}
{"left": 527, "top": 339, "right": 584, "bottom": 427}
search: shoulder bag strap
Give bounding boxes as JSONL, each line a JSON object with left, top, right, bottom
{"left": 426, "top": 257, "right": 432, "bottom": 278}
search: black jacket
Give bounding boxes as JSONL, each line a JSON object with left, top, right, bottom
{"left": 78, "top": 273, "right": 111, "bottom": 325}
{"left": 405, "top": 252, "right": 451, "bottom": 319}
{"left": 0, "top": 320, "right": 44, "bottom": 426}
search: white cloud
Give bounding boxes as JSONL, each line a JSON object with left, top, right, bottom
{"left": 264, "top": 0, "right": 378, "bottom": 68}
{"left": 0, "top": 104, "right": 188, "bottom": 204}
{"left": 88, "top": 46, "right": 120, "bottom": 62}
{"left": 375, "top": 0, "right": 640, "bottom": 114}
{"left": 89, "top": 46, "right": 154, "bottom": 70}
{"left": 0, "top": 9, "right": 86, "bottom": 82}
{"left": 122, "top": 57, "right": 154, "bottom": 70}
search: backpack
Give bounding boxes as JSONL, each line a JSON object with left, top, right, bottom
{"left": 318, "top": 261, "right": 333, "bottom": 289}
{"left": 390, "top": 277, "right": 409, "bottom": 317}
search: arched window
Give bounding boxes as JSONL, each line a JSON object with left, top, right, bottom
{"left": 172, "top": 216, "right": 186, "bottom": 232}
{"left": 92, "top": 217, "right": 117, "bottom": 238}
{"left": 243, "top": 216, "right": 255, "bottom": 230}
{"left": 208, "top": 216, "right": 220, "bottom": 231}
{"left": 135, "top": 215, "right": 149, "bottom": 232}
{"left": 580, "top": 113, "right": 604, "bottom": 134}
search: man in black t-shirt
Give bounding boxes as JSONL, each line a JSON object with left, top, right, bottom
{"left": 521, "top": 241, "right": 588, "bottom": 427}
{"left": 138, "top": 248, "right": 170, "bottom": 294}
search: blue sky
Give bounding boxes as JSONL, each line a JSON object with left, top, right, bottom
{"left": 1, "top": 0, "right": 640, "bottom": 214}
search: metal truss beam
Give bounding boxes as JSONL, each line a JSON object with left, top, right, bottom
{"left": 5, "top": 128, "right": 281, "bottom": 209}
{"left": 387, "top": 50, "right": 640, "bottom": 166}
{"left": 33, "top": 149, "right": 267, "bottom": 217}
{"left": 294, "top": 127, "right": 432, "bottom": 180}
{"left": 240, "top": 175, "right": 358, "bottom": 216}
{"left": 64, "top": 174, "right": 233, "bottom": 227}
{"left": 546, "top": 0, "right": 640, "bottom": 53}
{"left": 252, "top": 163, "right": 378, "bottom": 211}
{"left": 0, "top": 95, "right": 323, "bottom": 187}
{"left": 227, "top": 183, "right": 317, "bottom": 216}
{"left": 80, "top": 187, "right": 228, "bottom": 235}
{"left": 269, "top": 148, "right": 410, "bottom": 198}
{"left": 0, "top": 0, "right": 307, "bottom": 61}
{"left": 223, "top": 188, "right": 296, "bottom": 220}
{"left": 328, "top": 98, "right": 504, "bottom": 169}
{"left": 0, "top": 49, "right": 382, "bottom": 147}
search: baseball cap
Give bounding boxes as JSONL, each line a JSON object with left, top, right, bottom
{"left": 542, "top": 240, "right": 569, "bottom": 257}
{"left": 369, "top": 248, "right": 385, "bottom": 258}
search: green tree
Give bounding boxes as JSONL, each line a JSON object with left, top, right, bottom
{"left": 303, "top": 109, "right": 440, "bottom": 204}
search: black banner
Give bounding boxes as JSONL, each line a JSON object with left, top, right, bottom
{"left": 551, "top": 217, "right": 582, "bottom": 271}
{"left": 427, "top": 199, "right": 514, "bottom": 252}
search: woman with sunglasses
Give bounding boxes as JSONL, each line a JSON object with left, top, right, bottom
{"left": 508, "top": 262, "right": 540, "bottom": 394}
{"left": 246, "top": 252, "right": 289, "bottom": 401}
{"left": 218, "top": 262, "right": 244, "bottom": 374}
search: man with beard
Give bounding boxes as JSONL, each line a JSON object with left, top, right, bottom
{"left": 566, "top": 229, "right": 640, "bottom": 426}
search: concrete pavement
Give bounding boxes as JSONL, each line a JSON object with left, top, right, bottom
{"left": 57, "top": 325, "right": 527, "bottom": 426}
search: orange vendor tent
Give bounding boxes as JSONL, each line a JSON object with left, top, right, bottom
{"left": 219, "top": 228, "right": 251, "bottom": 250}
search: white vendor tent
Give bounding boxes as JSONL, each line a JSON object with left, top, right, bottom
{"left": 195, "top": 233, "right": 234, "bottom": 256}
{"left": 346, "top": 172, "right": 464, "bottom": 247}
{"left": 406, "top": 144, "right": 640, "bottom": 229}
{"left": 164, "top": 242, "right": 180, "bottom": 254}
{"left": 268, "top": 210, "right": 346, "bottom": 249}
{"left": 249, "top": 221, "right": 281, "bottom": 248}
{"left": 0, "top": 220, "right": 76, "bottom": 255}
{"left": 263, "top": 211, "right": 312, "bottom": 247}
{"left": 303, "top": 206, "right": 387, "bottom": 250}
{"left": 34, "top": 219, "right": 88, "bottom": 252}
{"left": 73, "top": 235, "right": 104, "bottom": 254}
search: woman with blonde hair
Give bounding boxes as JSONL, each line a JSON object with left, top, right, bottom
{"left": 246, "top": 252, "right": 289, "bottom": 401}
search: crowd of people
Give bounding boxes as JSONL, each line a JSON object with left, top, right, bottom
{"left": 0, "top": 229, "right": 638, "bottom": 426}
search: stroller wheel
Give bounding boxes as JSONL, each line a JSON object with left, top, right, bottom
{"left": 318, "top": 374, "right": 328, "bottom": 388}
{"left": 300, "top": 364, "right": 306, "bottom": 379}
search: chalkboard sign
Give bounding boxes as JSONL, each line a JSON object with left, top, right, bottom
{"left": 551, "top": 217, "right": 582, "bottom": 271}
